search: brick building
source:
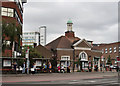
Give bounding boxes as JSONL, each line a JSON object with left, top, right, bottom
{"left": 1, "top": 0, "right": 27, "bottom": 69}
{"left": 45, "top": 20, "right": 102, "bottom": 72}
{"left": 93, "top": 42, "right": 120, "bottom": 68}
{"left": 32, "top": 45, "right": 52, "bottom": 68}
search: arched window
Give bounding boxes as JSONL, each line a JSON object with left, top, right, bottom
{"left": 79, "top": 51, "right": 88, "bottom": 61}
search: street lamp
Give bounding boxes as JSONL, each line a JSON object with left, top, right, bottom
{"left": 67, "top": 57, "right": 68, "bottom": 73}
{"left": 116, "top": 56, "right": 120, "bottom": 81}
{"left": 72, "top": 46, "right": 75, "bottom": 72}
{"left": 26, "top": 47, "right": 30, "bottom": 74}
{"left": 101, "top": 56, "right": 105, "bottom": 73}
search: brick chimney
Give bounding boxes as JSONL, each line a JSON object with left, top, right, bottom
{"left": 65, "top": 31, "right": 75, "bottom": 38}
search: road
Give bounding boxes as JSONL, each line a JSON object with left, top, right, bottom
{"left": 1, "top": 72, "right": 120, "bottom": 86}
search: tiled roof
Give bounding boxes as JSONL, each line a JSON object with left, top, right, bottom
{"left": 45, "top": 36, "right": 80, "bottom": 50}
{"left": 35, "top": 45, "right": 52, "bottom": 58}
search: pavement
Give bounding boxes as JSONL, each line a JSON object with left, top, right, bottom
{"left": 1, "top": 72, "right": 120, "bottom": 86}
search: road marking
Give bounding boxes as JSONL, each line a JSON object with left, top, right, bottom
{"left": 68, "top": 82, "right": 79, "bottom": 84}
{"left": 87, "top": 80, "right": 96, "bottom": 83}
{"left": 70, "top": 80, "right": 78, "bottom": 82}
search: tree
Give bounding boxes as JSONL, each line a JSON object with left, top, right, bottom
{"left": 107, "top": 55, "right": 112, "bottom": 65}
{"left": 2, "top": 20, "right": 21, "bottom": 53}
{"left": 29, "top": 48, "right": 42, "bottom": 67}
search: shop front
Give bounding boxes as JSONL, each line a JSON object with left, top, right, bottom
{"left": 60, "top": 56, "right": 70, "bottom": 67}
{"left": 93, "top": 56, "right": 100, "bottom": 72}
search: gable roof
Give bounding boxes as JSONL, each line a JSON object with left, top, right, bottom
{"left": 45, "top": 36, "right": 80, "bottom": 50}
{"left": 73, "top": 39, "right": 93, "bottom": 48}
{"left": 35, "top": 45, "right": 52, "bottom": 58}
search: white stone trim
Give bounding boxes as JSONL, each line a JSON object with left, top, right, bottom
{"left": 73, "top": 39, "right": 92, "bottom": 48}
{"left": 56, "top": 48, "right": 73, "bottom": 51}
{"left": 91, "top": 50, "right": 102, "bottom": 53}
{"left": 79, "top": 51, "right": 88, "bottom": 61}
{"left": 74, "top": 47, "right": 91, "bottom": 50}
{"left": 61, "top": 56, "right": 70, "bottom": 60}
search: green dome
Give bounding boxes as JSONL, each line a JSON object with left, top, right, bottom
{"left": 67, "top": 19, "right": 73, "bottom": 24}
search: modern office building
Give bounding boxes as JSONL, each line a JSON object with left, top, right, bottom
{"left": 22, "top": 26, "right": 46, "bottom": 47}
{"left": 1, "top": 0, "right": 27, "bottom": 69}
{"left": 22, "top": 32, "right": 40, "bottom": 47}
{"left": 39, "top": 26, "right": 46, "bottom": 46}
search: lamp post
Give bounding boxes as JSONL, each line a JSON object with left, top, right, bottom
{"left": 116, "top": 56, "right": 120, "bottom": 81}
{"left": 73, "top": 48, "right": 75, "bottom": 72}
{"left": 67, "top": 57, "right": 68, "bottom": 73}
{"left": 101, "top": 56, "right": 105, "bottom": 73}
{"left": 38, "top": 27, "right": 41, "bottom": 45}
{"left": 26, "top": 47, "right": 29, "bottom": 74}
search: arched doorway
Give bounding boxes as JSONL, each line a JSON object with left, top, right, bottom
{"left": 79, "top": 51, "right": 88, "bottom": 71}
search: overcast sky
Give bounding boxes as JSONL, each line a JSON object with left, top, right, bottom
{"left": 23, "top": 0, "right": 118, "bottom": 44}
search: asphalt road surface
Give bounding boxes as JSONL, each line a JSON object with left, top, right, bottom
{"left": 1, "top": 72, "right": 120, "bottom": 86}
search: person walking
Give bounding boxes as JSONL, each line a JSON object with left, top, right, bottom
{"left": 61, "top": 65, "right": 65, "bottom": 73}
{"left": 22, "top": 62, "right": 26, "bottom": 74}
{"left": 67, "top": 66, "right": 70, "bottom": 73}
{"left": 49, "top": 62, "right": 52, "bottom": 73}
{"left": 14, "top": 62, "right": 17, "bottom": 74}
{"left": 58, "top": 64, "right": 60, "bottom": 73}
{"left": 33, "top": 63, "right": 36, "bottom": 74}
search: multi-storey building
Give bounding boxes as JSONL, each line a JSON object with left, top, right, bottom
{"left": 39, "top": 26, "right": 46, "bottom": 46}
{"left": 22, "top": 32, "right": 40, "bottom": 48}
{"left": 94, "top": 42, "right": 120, "bottom": 67}
{"left": 1, "top": 0, "right": 27, "bottom": 68}
{"left": 22, "top": 26, "right": 46, "bottom": 47}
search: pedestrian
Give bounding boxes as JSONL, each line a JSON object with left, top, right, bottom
{"left": 33, "top": 63, "right": 36, "bottom": 74}
{"left": 14, "top": 62, "right": 17, "bottom": 74}
{"left": 116, "top": 66, "right": 119, "bottom": 72}
{"left": 49, "top": 62, "right": 52, "bottom": 73}
{"left": 57, "top": 64, "right": 60, "bottom": 73}
{"left": 67, "top": 66, "right": 70, "bottom": 73}
{"left": 22, "top": 62, "right": 26, "bottom": 74}
{"left": 61, "top": 65, "right": 65, "bottom": 73}
{"left": 43, "top": 63, "right": 47, "bottom": 72}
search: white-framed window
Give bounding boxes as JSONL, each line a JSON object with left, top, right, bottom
{"left": 1, "top": 7, "right": 7, "bottom": 16}
{"left": 36, "top": 60, "right": 42, "bottom": 66}
{"left": 114, "top": 47, "right": 117, "bottom": 53}
{"left": 8, "top": 0, "right": 15, "bottom": 1}
{"left": 105, "top": 48, "right": 107, "bottom": 54}
{"left": 79, "top": 51, "right": 88, "bottom": 61}
{"left": 109, "top": 48, "right": 112, "bottom": 53}
{"left": 8, "top": 8, "right": 14, "bottom": 17}
{"left": 3, "top": 60, "right": 11, "bottom": 67}
{"left": 61, "top": 56, "right": 70, "bottom": 61}
{"left": 119, "top": 46, "right": 120, "bottom": 52}
{"left": 1, "top": 7, "right": 14, "bottom": 17}
{"left": 61, "top": 56, "right": 70, "bottom": 67}
{"left": 102, "top": 49, "right": 104, "bottom": 54}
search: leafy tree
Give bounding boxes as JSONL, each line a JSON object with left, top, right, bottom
{"left": 29, "top": 48, "right": 42, "bottom": 67}
{"left": 2, "top": 20, "right": 21, "bottom": 53}
{"left": 107, "top": 55, "right": 112, "bottom": 65}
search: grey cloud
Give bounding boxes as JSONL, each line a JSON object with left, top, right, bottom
{"left": 23, "top": 2, "right": 118, "bottom": 44}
